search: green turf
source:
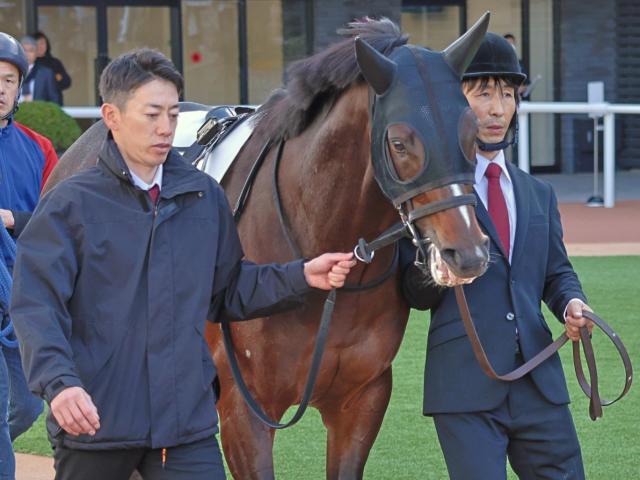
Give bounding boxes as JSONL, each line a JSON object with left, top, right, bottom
{"left": 12, "top": 404, "right": 50, "bottom": 456}
{"left": 14, "top": 257, "right": 640, "bottom": 478}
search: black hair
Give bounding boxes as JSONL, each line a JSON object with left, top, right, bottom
{"left": 462, "top": 75, "right": 522, "bottom": 103}
{"left": 98, "top": 48, "right": 183, "bottom": 108}
{"left": 32, "top": 31, "right": 51, "bottom": 55}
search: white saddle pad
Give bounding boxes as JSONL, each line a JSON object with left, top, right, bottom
{"left": 173, "top": 109, "right": 255, "bottom": 183}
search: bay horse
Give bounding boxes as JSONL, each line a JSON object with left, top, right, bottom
{"left": 44, "top": 15, "right": 491, "bottom": 479}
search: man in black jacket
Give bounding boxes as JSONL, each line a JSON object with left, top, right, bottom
{"left": 34, "top": 32, "right": 71, "bottom": 105}
{"left": 11, "top": 48, "right": 354, "bottom": 480}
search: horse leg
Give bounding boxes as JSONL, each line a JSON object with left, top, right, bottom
{"left": 321, "top": 368, "right": 393, "bottom": 480}
{"left": 218, "top": 385, "right": 285, "bottom": 480}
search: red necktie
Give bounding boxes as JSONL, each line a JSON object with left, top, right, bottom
{"left": 485, "top": 163, "right": 510, "bottom": 258}
{"left": 148, "top": 184, "right": 160, "bottom": 205}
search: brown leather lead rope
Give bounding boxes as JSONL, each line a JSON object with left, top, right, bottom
{"left": 454, "top": 285, "right": 633, "bottom": 420}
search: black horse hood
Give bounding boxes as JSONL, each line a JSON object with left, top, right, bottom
{"left": 356, "top": 12, "right": 489, "bottom": 207}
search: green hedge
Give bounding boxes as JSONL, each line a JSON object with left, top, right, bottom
{"left": 14, "top": 101, "right": 82, "bottom": 151}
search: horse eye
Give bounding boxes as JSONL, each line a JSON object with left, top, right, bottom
{"left": 391, "top": 140, "right": 406, "bottom": 153}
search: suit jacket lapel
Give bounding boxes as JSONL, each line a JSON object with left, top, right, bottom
{"left": 473, "top": 190, "right": 509, "bottom": 263}
{"left": 508, "top": 162, "right": 530, "bottom": 268}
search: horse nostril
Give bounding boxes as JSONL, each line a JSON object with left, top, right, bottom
{"left": 441, "top": 244, "right": 488, "bottom": 278}
{"left": 440, "top": 248, "right": 457, "bottom": 267}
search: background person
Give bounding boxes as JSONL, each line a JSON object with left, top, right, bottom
{"left": 19, "top": 35, "right": 60, "bottom": 105}
{"left": 0, "top": 32, "right": 58, "bottom": 238}
{"left": 503, "top": 33, "right": 530, "bottom": 99}
{"left": 0, "top": 32, "right": 55, "bottom": 470}
{"left": 33, "top": 31, "right": 71, "bottom": 105}
{"left": 0, "top": 226, "right": 20, "bottom": 480}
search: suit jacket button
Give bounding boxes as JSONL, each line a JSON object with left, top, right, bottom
{"left": 506, "top": 312, "right": 515, "bottom": 321}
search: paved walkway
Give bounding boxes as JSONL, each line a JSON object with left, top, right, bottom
{"left": 13, "top": 172, "right": 640, "bottom": 479}
{"left": 560, "top": 200, "right": 640, "bottom": 255}
{"left": 549, "top": 170, "right": 640, "bottom": 256}
{"left": 15, "top": 453, "right": 53, "bottom": 480}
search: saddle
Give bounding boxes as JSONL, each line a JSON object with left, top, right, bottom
{"left": 175, "top": 102, "right": 257, "bottom": 182}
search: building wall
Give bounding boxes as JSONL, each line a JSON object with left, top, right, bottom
{"left": 616, "top": 0, "right": 640, "bottom": 169}
{"left": 311, "top": 0, "right": 402, "bottom": 51}
{"left": 558, "top": 0, "right": 617, "bottom": 172}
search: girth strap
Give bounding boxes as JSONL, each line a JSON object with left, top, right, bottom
{"left": 454, "top": 285, "right": 633, "bottom": 420}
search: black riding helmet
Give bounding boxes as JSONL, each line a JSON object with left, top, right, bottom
{"left": 0, "top": 32, "right": 28, "bottom": 121}
{"left": 462, "top": 32, "right": 526, "bottom": 152}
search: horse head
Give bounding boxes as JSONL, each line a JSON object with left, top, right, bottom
{"left": 356, "top": 13, "right": 491, "bottom": 285}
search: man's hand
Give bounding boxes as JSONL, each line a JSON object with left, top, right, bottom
{"left": 304, "top": 252, "right": 356, "bottom": 290}
{"left": 0, "top": 209, "right": 14, "bottom": 228}
{"left": 50, "top": 386, "right": 101, "bottom": 436}
{"left": 564, "top": 299, "right": 594, "bottom": 342}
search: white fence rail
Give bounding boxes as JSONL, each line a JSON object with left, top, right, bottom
{"left": 65, "top": 102, "right": 639, "bottom": 208}
{"left": 519, "top": 101, "right": 640, "bottom": 208}
{"left": 63, "top": 107, "right": 102, "bottom": 118}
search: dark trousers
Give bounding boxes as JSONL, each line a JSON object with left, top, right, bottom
{"left": 53, "top": 435, "right": 225, "bottom": 480}
{"left": 433, "top": 373, "right": 584, "bottom": 480}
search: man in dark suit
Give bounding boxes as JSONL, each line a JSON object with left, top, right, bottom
{"left": 401, "top": 33, "right": 592, "bottom": 480}
{"left": 19, "top": 36, "right": 60, "bottom": 105}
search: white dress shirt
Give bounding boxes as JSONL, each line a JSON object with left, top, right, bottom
{"left": 130, "top": 164, "right": 163, "bottom": 191}
{"left": 474, "top": 150, "right": 516, "bottom": 263}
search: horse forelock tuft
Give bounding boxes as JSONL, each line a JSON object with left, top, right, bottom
{"left": 254, "top": 18, "right": 408, "bottom": 143}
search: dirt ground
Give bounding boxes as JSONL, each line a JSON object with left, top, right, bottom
{"left": 13, "top": 200, "right": 640, "bottom": 479}
{"left": 560, "top": 200, "right": 640, "bottom": 255}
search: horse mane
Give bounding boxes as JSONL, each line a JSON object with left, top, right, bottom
{"left": 253, "top": 18, "right": 408, "bottom": 142}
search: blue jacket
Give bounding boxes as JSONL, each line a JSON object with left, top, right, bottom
{"left": 401, "top": 161, "right": 586, "bottom": 415}
{"left": 0, "top": 119, "right": 58, "bottom": 236}
{"left": 11, "top": 137, "right": 310, "bottom": 450}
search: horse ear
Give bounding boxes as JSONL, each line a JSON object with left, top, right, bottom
{"left": 442, "top": 11, "right": 490, "bottom": 78}
{"left": 355, "top": 37, "right": 396, "bottom": 96}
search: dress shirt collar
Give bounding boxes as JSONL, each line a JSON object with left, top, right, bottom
{"left": 129, "top": 164, "right": 163, "bottom": 191}
{"left": 475, "top": 150, "right": 512, "bottom": 186}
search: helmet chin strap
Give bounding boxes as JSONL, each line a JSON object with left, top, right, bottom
{"left": 0, "top": 101, "right": 19, "bottom": 122}
{"left": 476, "top": 114, "right": 519, "bottom": 152}
{"left": 1, "top": 79, "right": 22, "bottom": 122}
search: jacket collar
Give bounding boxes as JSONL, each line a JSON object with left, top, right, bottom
{"left": 473, "top": 190, "right": 508, "bottom": 262}
{"left": 506, "top": 161, "right": 530, "bottom": 268}
{"left": 98, "top": 134, "right": 210, "bottom": 199}
{"left": 0, "top": 118, "right": 14, "bottom": 139}
{"left": 474, "top": 150, "right": 512, "bottom": 187}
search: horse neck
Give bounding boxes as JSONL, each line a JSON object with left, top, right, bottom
{"left": 281, "top": 84, "right": 397, "bottom": 256}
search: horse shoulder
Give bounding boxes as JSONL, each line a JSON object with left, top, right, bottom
{"left": 43, "top": 120, "right": 108, "bottom": 194}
